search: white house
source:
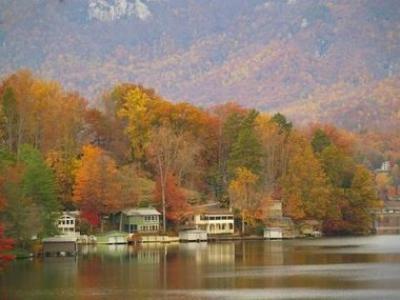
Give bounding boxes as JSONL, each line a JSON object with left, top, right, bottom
{"left": 57, "top": 211, "right": 79, "bottom": 236}
{"left": 193, "top": 204, "right": 234, "bottom": 234}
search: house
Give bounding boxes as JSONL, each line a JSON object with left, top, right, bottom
{"left": 120, "top": 208, "right": 161, "bottom": 234}
{"left": 57, "top": 211, "right": 79, "bottom": 236}
{"left": 193, "top": 204, "right": 234, "bottom": 234}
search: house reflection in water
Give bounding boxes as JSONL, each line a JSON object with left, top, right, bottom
{"left": 180, "top": 242, "right": 236, "bottom": 265}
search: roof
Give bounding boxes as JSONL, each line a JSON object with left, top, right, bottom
{"left": 42, "top": 236, "right": 78, "bottom": 243}
{"left": 122, "top": 207, "right": 161, "bottom": 216}
{"left": 194, "top": 202, "right": 233, "bottom": 216}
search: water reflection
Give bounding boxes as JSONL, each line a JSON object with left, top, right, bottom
{"left": 2, "top": 236, "right": 400, "bottom": 299}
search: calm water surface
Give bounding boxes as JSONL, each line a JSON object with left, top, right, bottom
{"left": 1, "top": 235, "right": 400, "bottom": 299}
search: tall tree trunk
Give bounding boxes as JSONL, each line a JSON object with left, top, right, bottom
{"left": 157, "top": 153, "right": 167, "bottom": 233}
{"left": 161, "top": 179, "right": 166, "bottom": 233}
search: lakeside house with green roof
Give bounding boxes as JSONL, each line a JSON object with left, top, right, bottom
{"left": 119, "top": 208, "right": 161, "bottom": 234}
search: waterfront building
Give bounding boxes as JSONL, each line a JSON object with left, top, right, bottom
{"left": 120, "top": 207, "right": 161, "bottom": 233}
{"left": 192, "top": 204, "right": 234, "bottom": 234}
{"left": 42, "top": 236, "right": 78, "bottom": 257}
{"left": 57, "top": 211, "right": 80, "bottom": 236}
{"left": 179, "top": 229, "right": 208, "bottom": 241}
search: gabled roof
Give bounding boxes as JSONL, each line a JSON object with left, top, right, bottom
{"left": 122, "top": 207, "right": 161, "bottom": 216}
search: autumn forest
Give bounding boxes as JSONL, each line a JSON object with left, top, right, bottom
{"left": 0, "top": 70, "right": 399, "bottom": 251}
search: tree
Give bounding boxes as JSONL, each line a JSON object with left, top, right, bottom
{"left": 46, "top": 150, "right": 79, "bottom": 209}
{"left": 229, "top": 167, "right": 259, "bottom": 234}
{"left": 0, "top": 173, "right": 14, "bottom": 269}
{"left": 154, "top": 174, "right": 191, "bottom": 225}
{"left": 311, "top": 128, "right": 332, "bottom": 153}
{"left": 0, "top": 71, "right": 87, "bottom": 158}
{"left": 209, "top": 103, "right": 248, "bottom": 203}
{"left": 270, "top": 112, "right": 292, "bottom": 134}
{"left": 73, "top": 145, "right": 122, "bottom": 231}
{"left": 375, "top": 172, "right": 392, "bottom": 200}
{"left": 0, "top": 159, "right": 42, "bottom": 247}
{"left": 20, "top": 145, "right": 60, "bottom": 237}
{"left": 347, "top": 165, "right": 381, "bottom": 234}
{"left": 117, "top": 86, "right": 154, "bottom": 160}
{"left": 228, "top": 110, "right": 263, "bottom": 177}
{"left": 320, "top": 145, "right": 354, "bottom": 189}
{"left": 146, "top": 126, "right": 190, "bottom": 232}
{"left": 1, "top": 87, "right": 18, "bottom": 153}
{"left": 281, "top": 134, "right": 332, "bottom": 221}
{"left": 256, "top": 113, "right": 291, "bottom": 190}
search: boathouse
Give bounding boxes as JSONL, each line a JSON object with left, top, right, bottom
{"left": 179, "top": 229, "right": 208, "bottom": 242}
{"left": 264, "top": 227, "right": 283, "bottom": 239}
{"left": 42, "top": 236, "right": 78, "bottom": 257}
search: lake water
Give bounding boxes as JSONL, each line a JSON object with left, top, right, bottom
{"left": 1, "top": 235, "right": 400, "bottom": 299}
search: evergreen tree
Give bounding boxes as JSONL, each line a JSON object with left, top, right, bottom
{"left": 270, "top": 112, "right": 292, "bottom": 134}
{"left": 20, "top": 145, "right": 60, "bottom": 237}
{"left": 228, "top": 110, "right": 263, "bottom": 177}
{"left": 311, "top": 129, "right": 332, "bottom": 154}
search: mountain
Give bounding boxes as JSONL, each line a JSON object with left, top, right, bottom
{"left": 0, "top": 0, "right": 399, "bottom": 131}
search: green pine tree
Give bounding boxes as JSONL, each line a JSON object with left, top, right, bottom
{"left": 20, "top": 145, "right": 60, "bottom": 237}
{"left": 311, "top": 129, "right": 332, "bottom": 154}
{"left": 228, "top": 110, "right": 263, "bottom": 177}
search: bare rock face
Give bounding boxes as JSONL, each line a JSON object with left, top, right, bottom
{"left": 0, "top": 0, "right": 399, "bottom": 132}
{"left": 88, "top": 0, "right": 152, "bottom": 21}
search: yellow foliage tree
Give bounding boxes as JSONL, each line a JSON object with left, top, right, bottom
{"left": 281, "top": 133, "right": 332, "bottom": 221}
{"left": 229, "top": 167, "right": 259, "bottom": 234}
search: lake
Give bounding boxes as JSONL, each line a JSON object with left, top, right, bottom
{"left": 1, "top": 235, "right": 400, "bottom": 299}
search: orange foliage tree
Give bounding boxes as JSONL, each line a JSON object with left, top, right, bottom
{"left": 73, "top": 145, "right": 122, "bottom": 231}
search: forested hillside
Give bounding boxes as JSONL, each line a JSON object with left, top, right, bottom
{"left": 0, "top": 0, "right": 399, "bottom": 131}
{"left": 2, "top": 71, "right": 397, "bottom": 247}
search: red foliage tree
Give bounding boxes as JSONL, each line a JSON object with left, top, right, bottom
{"left": 154, "top": 174, "right": 192, "bottom": 224}
{"left": 0, "top": 225, "right": 14, "bottom": 268}
{"left": 0, "top": 182, "right": 15, "bottom": 268}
